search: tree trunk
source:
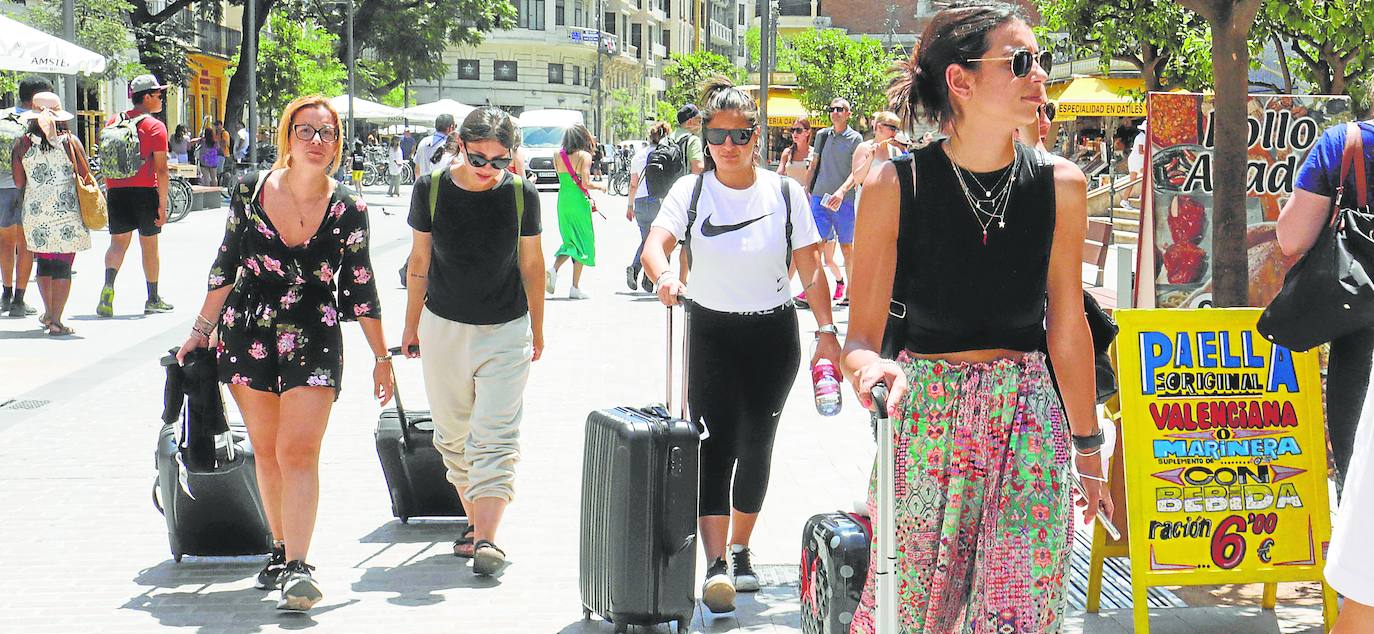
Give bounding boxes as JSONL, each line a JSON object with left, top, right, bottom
{"left": 1270, "top": 33, "right": 1293, "bottom": 93}
{"left": 1141, "top": 44, "right": 1166, "bottom": 91}
{"left": 225, "top": 0, "right": 275, "bottom": 130}
{"left": 1180, "top": 0, "right": 1262, "bottom": 308}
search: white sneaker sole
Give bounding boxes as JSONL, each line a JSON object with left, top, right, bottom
{"left": 276, "top": 578, "right": 323, "bottom": 612}
{"left": 702, "top": 575, "right": 736, "bottom": 613}
{"left": 733, "top": 574, "right": 760, "bottom": 592}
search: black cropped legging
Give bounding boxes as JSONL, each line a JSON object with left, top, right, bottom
{"left": 686, "top": 301, "right": 800, "bottom": 517}
{"left": 1328, "top": 327, "right": 1374, "bottom": 497}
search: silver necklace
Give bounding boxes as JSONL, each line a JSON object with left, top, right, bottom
{"left": 948, "top": 146, "right": 1019, "bottom": 245}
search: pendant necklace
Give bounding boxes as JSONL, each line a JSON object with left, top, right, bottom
{"left": 948, "top": 146, "right": 1019, "bottom": 245}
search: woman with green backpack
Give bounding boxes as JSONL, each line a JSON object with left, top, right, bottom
{"left": 399, "top": 107, "right": 544, "bottom": 576}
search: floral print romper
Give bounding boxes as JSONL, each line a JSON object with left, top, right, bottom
{"left": 208, "top": 171, "right": 380, "bottom": 396}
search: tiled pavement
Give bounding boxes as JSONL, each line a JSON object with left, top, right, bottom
{"left": 0, "top": 184, "right": 1329, "bottom": 633}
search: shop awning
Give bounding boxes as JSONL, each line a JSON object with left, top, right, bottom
{"left": 1051, "top": 77, "right": 1146, "bottom": 120}
{"left": 0, "top": 15, "right": 106, "bottom": 75}
{"left": 328, "top": 95, "right": 403, "bottom": 121}
{"left": 762, "top": 92, "right": 810, "bottom": 128}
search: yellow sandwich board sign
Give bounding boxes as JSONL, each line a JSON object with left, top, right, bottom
{"left": 1113, "top": 308, "right": 1336, "bottom": 632}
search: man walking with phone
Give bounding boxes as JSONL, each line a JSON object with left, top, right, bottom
{"left": 804, "top": 98, "right": 862, "bottom": 307}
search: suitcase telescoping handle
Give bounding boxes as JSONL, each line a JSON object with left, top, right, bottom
{"left": 664, "top": 298, "right": 693, "bottom": 424}
{"left": 386, "top": 345, "right": 416, "bottom": 449}
{"left": 872, "top": 382, "right": 898, "bottom": 634}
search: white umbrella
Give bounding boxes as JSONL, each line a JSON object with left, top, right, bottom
{"left": 401, "top": 98, "right": 475, "bottom": 124}
{"left": 0, "top": 15, "right": 106, "bottom": 75}
{"left": 328, "top": 95, "right": 403, "bottom": 121}
{"left": 379, "top": 123, "right": 428, "bottom": 135}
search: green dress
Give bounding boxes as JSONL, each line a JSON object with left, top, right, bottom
{"left": 554, "top": 171, "right": 596, "bottom": 266}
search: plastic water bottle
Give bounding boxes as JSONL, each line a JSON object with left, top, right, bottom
{"left": 811, "top": 334, "right": 842, "bottom": 416}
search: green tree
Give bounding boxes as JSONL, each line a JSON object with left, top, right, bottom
{"left": 29, "top": 0, "right": 145, "bottom": 81}
{"left": 609, "top": 89, "right": 643, "bottom": 143}
{"left": 1254, "top": 0, "right": 1374, "bottom": 100}
{"left": 662, "top": 50, "right": 745, "bottom": 109}
{"left": 1177, "top": 0, "right": 1264, "bottom": 308}
{"left": 229, "top": 10, "right": 347, "bottom": 120}
{"left": 745, "top": 25, "right": 797, "bottom": 74}
{"left": 789, "top": 29, "right": 895, "bottom": 120}
{"left": 1033, "top": 0, "right": 1213, "bottom": 91}
{"left": 378, "top": 86, "right": 416, "bottom": 108}
{"left": 655, "top": 100, "right": 679, "bottom": 125}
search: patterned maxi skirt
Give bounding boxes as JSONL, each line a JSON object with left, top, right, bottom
{"left": 850, "top": 351, "right": 1074, "bottom": 634}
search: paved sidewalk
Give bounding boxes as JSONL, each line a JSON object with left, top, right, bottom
{"left": 0, "top": 182, "right": 1329, "bottom": 633}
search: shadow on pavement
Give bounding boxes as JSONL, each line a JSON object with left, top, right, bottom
{"left": 555, "top": 587, "right": 799, "bottom": 633}
{"left": 358, "top": 519, "right": 465, "bottom": 544}
{"left": 352, "top": 552, "right": 501, "bottom": 606}
{"left": 123, "top": 560, "right": 360, "bottom": 633}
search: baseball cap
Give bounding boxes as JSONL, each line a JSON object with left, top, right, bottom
{"left": 129, "top": 74, "right": 169, "bottom": 96}
{"left": 677, "top": 104, "right": 700, "bottom": 125}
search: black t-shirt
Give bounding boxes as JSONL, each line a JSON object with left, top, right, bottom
{"left": 351, "top": 151, "right": 365, "bottom": 171}
{"left": 408, "top": 171, "right": 542, "bottom": 325}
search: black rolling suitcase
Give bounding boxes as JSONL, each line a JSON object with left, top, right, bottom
{"left": 799, "top": 511, "right": 872, "bottom": 634}
{"left": 375, "top": 346, "right": 466, "bottom": 523}
{"left": 154, "top": 351, "right": 271, "bottom": 562}
{"left": 580, "top": 305, "right": 700, "bottom": 634}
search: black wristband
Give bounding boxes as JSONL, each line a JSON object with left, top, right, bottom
{"left": 1071, "top": 429, "right": 1106, "bottom": 451}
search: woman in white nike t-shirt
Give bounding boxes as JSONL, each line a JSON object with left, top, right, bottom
{"left": 640, "top": 77, "right": 841, "bottom": 613}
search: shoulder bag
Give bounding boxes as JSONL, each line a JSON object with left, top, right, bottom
{"left": 62, "top": 135, "right": 108, "bottom": 230}
{"left": 1258, "top": 122, "right": 1373, "bottom": 351}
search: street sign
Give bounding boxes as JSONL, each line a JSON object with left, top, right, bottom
{"left": 570, "top": 27, "right": 600, "bottom": 44}
{"left": 1114, "top": 308, "right": 1337, "bottom": 633}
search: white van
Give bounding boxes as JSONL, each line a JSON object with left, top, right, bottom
{"left": 519, "top": 109, "right": 586, "bottom": 184}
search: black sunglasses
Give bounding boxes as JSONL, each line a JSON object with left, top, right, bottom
{"left": 292, "top": 124, "right": 339, "bottom": 144}
{"left": 464, "top": 149, "right": 513, "bottom": 170}
{"left": 828, "top": 106, "right": 850, "bottom": 113}
{"left": 789, "top": 127, "right": 807, "bottom": 134}
{"left": 704, "top": 127, "right": 755, "bottom": 146}
{"left": 1040, "top": 102, "right": 1057, "bottom": 120}
{"left": 968, "top": 49, "right": 1053, "bottom": 78}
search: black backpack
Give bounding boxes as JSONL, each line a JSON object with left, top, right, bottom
{"left": 643, "top": 135, "right": 690, "bottom": 198}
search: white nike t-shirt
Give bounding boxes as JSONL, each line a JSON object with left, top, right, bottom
{"left": 653, "top": 169, "right": 821, "bottom": 313}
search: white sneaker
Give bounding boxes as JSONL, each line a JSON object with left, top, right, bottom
{"left": 545, "top": 269, "right": 557, "bottom": 294}
{"left": 730, "top": 544, "right": 760, "bottom": 592}
{"left": 569, "top": 287, "right": 591, "bottom": 300}
{"left": 701, "top": 557, "right": 736, "bottom": 613}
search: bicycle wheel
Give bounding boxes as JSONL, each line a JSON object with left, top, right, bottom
{"left": 401, "top": 162, "right": 414, "bottom": 184}
{"left": 613, "top": 172, "right": 630, "bottom": 197}
{"left": 167, "top": 178, "right": 193, "bottom": 223}
{"left": 364, "top": 164, "right": 382, "bottom": 187}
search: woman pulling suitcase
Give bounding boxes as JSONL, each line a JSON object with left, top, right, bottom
{"left": 641, "top": 77, "right": 840, "bottom": 614}
{"left": 399, "top": 107, "right": 545, "bottom": 577}
{"left": 841, "top": 3, "right": 1111, "bottom": 631}
{"left": 177, "top": 95, "right": 392, "bottom": 612}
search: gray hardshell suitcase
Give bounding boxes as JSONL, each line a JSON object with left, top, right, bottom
{"left": 579, "top": 305, "right": 700, "bottom": 633}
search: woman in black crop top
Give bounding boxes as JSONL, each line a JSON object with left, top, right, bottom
{"left": 839, "top": 4, "right": 1110, "bottom": 632}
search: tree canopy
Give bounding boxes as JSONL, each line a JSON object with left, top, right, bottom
{"left": 789, "top": 29, "right": 895, "bottom": 120}
{"left": 1033, "top": 0, "right": 1213, "bottom": 91}
{"left": 1255, "top": 0, "right": 1374, "bottom": 102}
{"left": 228, "top": 10, "right": 347, "bottom": 118}
{"left": 662, "top": 50, "right": 744, "bottom": 109}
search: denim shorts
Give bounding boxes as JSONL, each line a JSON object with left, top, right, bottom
{"left": 0, "top": 188, "right": 21, "bottom": 228}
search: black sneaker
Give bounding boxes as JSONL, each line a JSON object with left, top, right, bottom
{"left": 640, "top": 274, "right": 654, "bottom": 294}
{"left": 729, "top": 544, "right": 760, "bottom": 592}
{"left": 626, "top": 266, "right": 639, "bottom": 291}
{"left": 0, "top": 296, "right": 9, "bottom": 313}
{"left": 701, "top": 557, "right": 735, "bottom": 613}
{"left": 8, "top": 300, "right": 34, "bottom": 318}
{"left": 275, "top": 560, "right": 322, "bottom": 612}
{"left": 255, "top": 544, "right": 287, "bottom": 590}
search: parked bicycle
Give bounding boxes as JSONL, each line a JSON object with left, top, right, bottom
{"left": 90, "top": 154, "right": 194, "bottom": 224}
{"left": 608, "top": 146, "right": 633, "bottom": 197}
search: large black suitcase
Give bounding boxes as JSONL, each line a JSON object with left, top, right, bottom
{"left": 799, "top": 511, "right": 872, "bottom": 634}
{"left": 375, "top": 346, "right": 466, "bottom": 523}
{"left": 154, "top": 421, "right": 273, "bottom": 562}
{"left": 580, "top": 306, "right": 699, "bottom": 634}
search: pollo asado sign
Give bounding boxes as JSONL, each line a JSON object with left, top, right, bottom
{"left": 1115, "top": 309, "right": 1332, "bottom": 587}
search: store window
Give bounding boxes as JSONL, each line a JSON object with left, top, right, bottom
{"left": 495, "top": 61, "right": 519, "bottom": 81}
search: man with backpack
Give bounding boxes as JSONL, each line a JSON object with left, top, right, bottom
{"left": 0, "top": 76, "right": 51, "bottom": 318}
{"left": 98, "top": 73, "right": 174, "bottom": 317}
{"left": 413, "top": 114, "right": 456, "bottom": 176}
{"left": 670, "top": 104, "right": 705, "bottom": 177}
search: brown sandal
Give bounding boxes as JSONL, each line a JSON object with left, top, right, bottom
{"left": 47, "top": 322, "right": 75, "bottom": 336}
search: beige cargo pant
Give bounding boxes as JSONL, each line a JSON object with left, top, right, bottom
{"left": 418, "top": 308, "right": 532, "bottom": 503}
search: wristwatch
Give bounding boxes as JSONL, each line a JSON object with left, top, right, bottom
{"left": 1071, "top": 429, "right": 1106, "bottom": 451}
{"left": 817, "top": 324, "right": 840, "bottom": 337}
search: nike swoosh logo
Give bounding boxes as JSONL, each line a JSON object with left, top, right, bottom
{"left": 700, "top": 213, "right": 772, "bottom": 237}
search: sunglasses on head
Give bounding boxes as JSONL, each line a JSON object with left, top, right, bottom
{"left": 967, "top": 49, "right": 1053, "bottom": 78}
{"left": 828, "top": 106, "right": 850, "bottom": 113}
{"left": 704, "top": 127, "right": 755, "bottom": 146}
{"left": 464, "top": 149, "right": 513, "bottom": 170}
{"left": 292, "top": 123, "right": 339, "bottom": 144}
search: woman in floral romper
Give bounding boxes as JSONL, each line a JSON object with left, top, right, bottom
{"left": 177, "top": 95, "right": 392, "bottom": 613}
{"left": 841, "top": 4, "right": 1111, "bottom": 632}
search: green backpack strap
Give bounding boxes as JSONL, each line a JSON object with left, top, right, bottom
{"left": 428, "top": 167, "right": 444, "bottom": 220}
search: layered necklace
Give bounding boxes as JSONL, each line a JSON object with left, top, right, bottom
{"left": 947, "top": 145, "right": 1019, "bottom": 245}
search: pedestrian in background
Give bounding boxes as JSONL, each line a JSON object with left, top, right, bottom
{"left": 546, "top": 123, "right": 602, "bottom": 300}
{"left": 778, "top": 117, "right": 844, "bottom": 304}
{"left": 176, "top": 94, "right": 391, "bottom": 612}
{"left": 170, "top": 125, "right": 191, "bottom": 164}
{"left": 350, "top": 139, "right": 366, "bottom": 193}
{"left": 197, "top": 125, "right": 221, "bottom": 188}
{"left": 11, "top": 92, "right": 90, "bottom": 336}
{"left": 414, "top": 114, "right": 456, "bottom": 174}
{"left": 807, "top": 97, "right": 863, "bottom": 309}
{"left": 1276, "top": 89, "right": 1374, "bottom": 633}
{"left": 0, "top": 75, "right": 50, "bottom": 319}
{"left": 101, "top": 74, "right": 174, "bottom": 318}
{"left": 387, "top": 136, "right": 404, "bottom": 197}
{"left": 641, "top": 77, "right": 837, "bottom": 613}
{"left": 842, "top": 3, "right": 1108, "bottom": 631}
{"left": 625, "top": 120, "right": 672, "bottom": 293}
{"left": 400, "top": 130, "right": 415, "bottom": 163}
{"left": 401, "top": 106, "right": 544, "bottom": 577}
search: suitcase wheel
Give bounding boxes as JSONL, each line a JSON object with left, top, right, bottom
{"left": 581, "top": 607, "right": 591, "bottom": 621}
{"left": 173, "top": 553, "right": 183, "bottom": 563}
{"left": 399, "top": 516, "right": 410, "bottom": 524}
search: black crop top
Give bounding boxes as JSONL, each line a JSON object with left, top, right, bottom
{"left": 890, "top": 142, "right": 1057, "bottom": 354}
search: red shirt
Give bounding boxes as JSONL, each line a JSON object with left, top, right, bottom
{"left": 105, "top": 109, "right": 169, "bottom": 189}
